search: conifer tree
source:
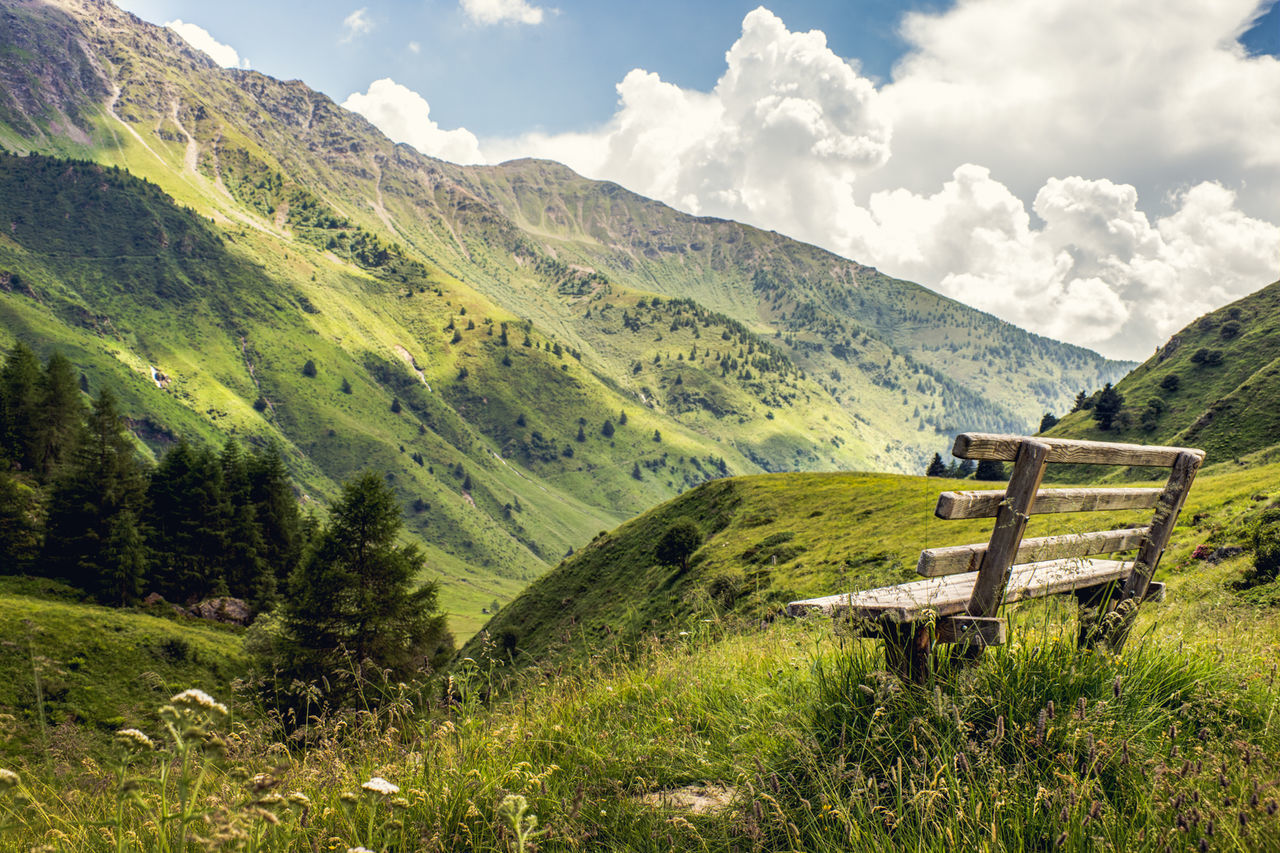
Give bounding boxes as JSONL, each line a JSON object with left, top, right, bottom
{"left": 926, "top": 453, "right": 948, "bottom": 477}
{"left": 42, "top": 390, "right": 147, "bottom": 604}
{"left": 35, "top": 352, "right": 82, "bottom": 479}
{"left": 280, "top": 473, "right": 453, "bottom": 700}
{"left": 248, "top": 443, "right": 304, "bottom": 591}
{"left": 146, "top": 440, "right": 227, "bottom": 601}
{"left": 0, "top": 343, "right": 41, "bottom": 472}
{"left": 220, "top": 441, "right": 273, "bottom": 609}
{"left": 0, "top": 471, "right": 41, "bottom": 572}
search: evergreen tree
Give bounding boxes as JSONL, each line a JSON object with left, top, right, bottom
{"left": 247, "top": 443, "right": 303, "bottom": 593}
{"left": 340, "top": 377, "right": 352, "bottom": 394}
{"left": 975, "top": 459, "right": 1006, "bottom": 481}
{"left": 0, "top": 470, "right": 42, "bottom": 572}
{"left": 146, "top": 440, "right": 227, "bottom": 602}
{"left": 0, "top": 343, "right": 41, "bottom": 472}
{"left": 926, "top": 453, "right": 947, "bottom": 477}
{"left": 1038, "top": 411, "right": 1059, "bottom": 433}
{"left": 1092, "top": 383, "right": 1124, "bottom": 431}
{"left": 41, "top": 390, "right": 147, "bottom": 604}
{"left": 601, "top": 419, "right": 615, "bottom": 438}
{"left": 35, "top": 352, "right": 83, "bottom": 479}
{"left": 281, "top": 473, "right": 453, "bottom": 700}
{"left": 302, "top": 359, "right": 317, "bottom": 378}
{"left": 220, "top": 441, "right": 274, "bottom": 609}
{"left": 631, "top": 462, "right": 643, "bottom": 480}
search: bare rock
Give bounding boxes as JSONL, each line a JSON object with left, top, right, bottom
{"left": 186, "top": 597, "right": 251, "bottom": 626}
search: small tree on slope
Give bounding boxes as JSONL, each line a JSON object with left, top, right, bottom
{"left": 280, "top": 472, "right": 453, "bottom": 704}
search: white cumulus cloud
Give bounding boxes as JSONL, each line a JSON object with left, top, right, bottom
{"left": 345, "top": 3, "right": 1279, "bottom": 358}
{"left": 342, "top": 78, "right": 484, "bottom": 165}
{"left": 341, "top": 8, "right": 374, "bottom": 43}
{"left": 164, "top": 20, "right": 249, "bottom": 69}
{"left": 461, "top": 0, "right": 546, "bottom": 26}
{"left": 475, "top": 1, "right": 1280, "bottom": 359}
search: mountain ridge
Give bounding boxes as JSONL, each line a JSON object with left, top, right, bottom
{"left": 0, "top": 0, "right": 1132, "bottom": 633}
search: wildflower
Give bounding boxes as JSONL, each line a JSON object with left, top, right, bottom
{"left": 114, "top": 728, "right": 154, "bottom": 751}
{"left": 0, "top": 768, "right": 18, "bottom": 789}
{"left": 169, "top": 688, "right": 228, "bottom": 717}
{"left": 362, "top": 776, "right": 399, "bottom": 796}
{"left": 348, "top": 848, "right": 375, "bottom": 853}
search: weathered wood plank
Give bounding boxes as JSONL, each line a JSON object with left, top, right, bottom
{"left": 918, "top": 526, "right": 1148, "bottom": 577}
{"left": 967, "top": 439, "right": 1051, "bottom": 619}
{"left": 787, "top": 557, "right": 1134, "bottom": 622}
{"left": 935, "top": 487, "right": 1163, "bottom": 520}
{"left": 937, "top": 615, "right": 1007, "bottom": 646}
{"left": 1105, "top": 450, "right": 1202, "bottom": 651}
{"left": 952, "top": 433, "right": 1204, "bottom": 467}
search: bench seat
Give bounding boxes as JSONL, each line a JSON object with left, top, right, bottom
{"left": 787, "top": 557, "right": 1137, "bottom": 622}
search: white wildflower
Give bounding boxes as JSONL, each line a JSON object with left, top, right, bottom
{"left": 169, "top": 688, "right": 228, "bottom": 717}
{"left": 362, "top": 776, "right": 399, "bottom": 796}
{"left": 115, "top": 728, "right": 154, "bottom": 750}
{"left": 0, "top": 768, "right": 18, "bottom": 789}
{"left": 347, "top": 848, "right": 375, "bottom": 853}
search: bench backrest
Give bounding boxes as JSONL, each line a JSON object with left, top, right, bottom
{"left": 919, "top": 433, "right": 1204, "bottom": 618}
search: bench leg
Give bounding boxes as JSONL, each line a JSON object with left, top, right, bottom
{"left": 1075, "top": 581, "right": 1119, "bottom": 649}
{"left": 883, "top": 621, "right": 932, "bottom": 684}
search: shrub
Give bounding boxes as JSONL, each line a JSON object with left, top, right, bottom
{"left": 655, "top": 518, "right": 701, "bottom": 569}
{"left": 1160, "top": 374, "right": 1180, "bottom": 392}
{"left": 1245, "top": 505, "right": 1280, "bottom": 586}
{"left": 302, "top": 359, "right": 317, "bottom": 378}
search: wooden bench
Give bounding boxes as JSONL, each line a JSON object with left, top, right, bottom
{"left": 788, "top": 432, "right": 1204, "bottom": 683}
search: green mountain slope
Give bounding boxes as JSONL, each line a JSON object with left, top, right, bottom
{"left": 1047, "top": 279, "right": 1280, "bottom": 463}
{"left": 466, "top": 450, "right": 1280, "bottom": 669}
{"left": 0, "top": 0, "right": 1131, "bottom": 634}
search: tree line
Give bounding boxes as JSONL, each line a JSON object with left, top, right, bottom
{"left": 2, "top": 343, "right": 454, "bottom": 703}
{"left": 0, "top": 343, "right": 303, "bottom": 609}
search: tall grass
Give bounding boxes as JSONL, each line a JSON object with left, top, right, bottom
{"left": 1, "top": 619, "right": 1278, "bottom": 851}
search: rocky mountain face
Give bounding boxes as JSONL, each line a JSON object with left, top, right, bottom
{"left": 0, "top": 0, "right": 1129, "bottom": 633}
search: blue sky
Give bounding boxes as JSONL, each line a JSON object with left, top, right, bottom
{"left": 118, "top": 0, "right": 951, "bottom": 136}
{"left": 118, "top": 0, "right": 1280, "bottom": 359}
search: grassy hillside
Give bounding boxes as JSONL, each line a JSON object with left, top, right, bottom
{"left": 0, "top": 0, "right": 1130, "bottom": 481}
{"left": 4, "top": 458, "right": 1280, "bottom": 851}
{"left": 0, "top": 578, "right": 246, "bottom": 761}
{"left": 465, "top": 450, "right": 1280, "bottom": 668}
{"left": 1047, "top": 279, "right": 1280, "bottom": 464}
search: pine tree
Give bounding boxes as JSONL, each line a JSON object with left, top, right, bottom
{"left": 41, "top": 390, "right": 147, "bottom": 604}
{"left": 1092, "top": 383, "right": 1124, "bottom": 430}
{"left": 146, "top": 440, "right": 236, "bottom": 602}
{"left": 601, "top": 419, "right": 615, "bottom": 438}
{"left": 0, "top": 342, "right": 41, "bottom": 472}
{"left": 0, "top": 470, "right": 41, "bottom": 572}
{"left": 35, "top": 352, "right": 83, "bottom": 480}
{"left": 1039, "top": 411, "right": 1059, "bottom": 433}
{"left": 975, "top": 459, "right": 1006, "bottom": 481}
{"left": 926, "top": 453, "right": 947, "bottom": 477}
{"left": 280, "top": 473, "right": 453, "bottom": 701}
{"left": 220, "top": 441, "right": 273, "bottom": 610}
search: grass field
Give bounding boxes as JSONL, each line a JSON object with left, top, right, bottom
{"left": 2, "top": 456, "right": 1278, "bottom": 850}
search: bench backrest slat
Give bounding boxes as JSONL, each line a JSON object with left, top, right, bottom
{"left": 953, "top": 433, "right": 1204, "bottom": 467}
{"left": 934, "top": 433, "right": 1203, "bottom": 623}
{"left": 935, "top": 487, "right": 1163, "bottom": 520}
{"left": 918, "top": 527, "right": 1150, "bottom": 577}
